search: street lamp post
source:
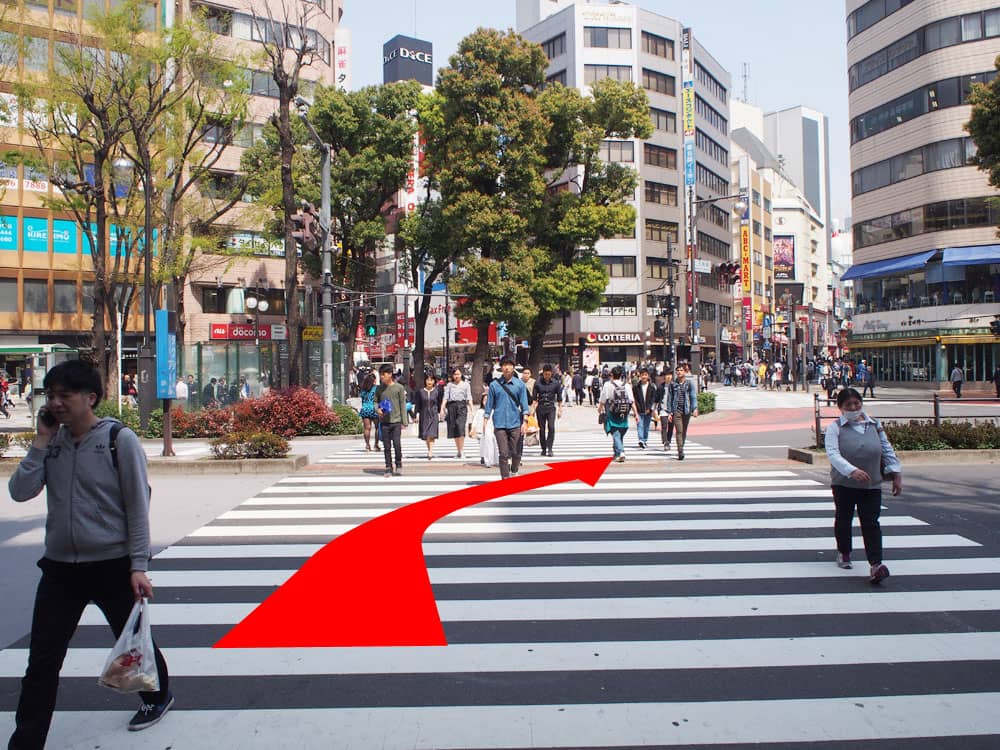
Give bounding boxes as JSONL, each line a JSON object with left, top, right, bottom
{"left": 294, "top": 96, "right": 335, "bottom": 408}
{"left": 245, "top": 290, "right": 270, "bottom": 346}
{"left": 393, "top": 280, "right": 419, "bottom": 388}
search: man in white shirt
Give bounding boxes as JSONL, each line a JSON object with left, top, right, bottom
{"left": 174, "top": 376, "right": 189, "bottom": 410}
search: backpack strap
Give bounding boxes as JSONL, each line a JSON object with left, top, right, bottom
{"left": 498, "top": 379, "right": 524, "bottom": 416}
{"left": 109, "top": 421, "right": 125, "bottom": 470}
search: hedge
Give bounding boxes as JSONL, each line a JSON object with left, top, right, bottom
{"left": 697, "top": 390, "right": 716, "bottom": 415}
{"left": 882, "top": 420, "right": 1000, "bottom": 451}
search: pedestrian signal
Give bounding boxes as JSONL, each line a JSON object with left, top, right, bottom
{"left": 364, "top": 314, "right": 377, "bottom": 337}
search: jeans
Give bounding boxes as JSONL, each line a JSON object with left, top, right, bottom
{"left": 494, "top": 425, "right": 523, "bottom": 478}
{"left": 672, "top": 411, "right": 691, "bottom": 457}
{"left": 536, "top": 409, "right": 557, "bottom": 453}
{"left": 608, "top": 426, "right": 627, "bottom": 457}
{"left": 381, "top": 422, "right": 402, "bottom": 470}
{"left": 637, "top": 413, "right": 652, "bottom": 444}
{"left": 832, "top": 485, "right": 883, "bottom": 565}
{"left": 10, "top": 557, "right": 170, "bottom": 750}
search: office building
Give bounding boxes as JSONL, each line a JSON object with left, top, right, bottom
{"left": 519, "top": 0, "right": 735, "bottom": 368}
{"left": 0, "top": 0, "right": 342, "bottom": 392}
{"left": 845, "top": 0, "right": 1000, "bottom": 387}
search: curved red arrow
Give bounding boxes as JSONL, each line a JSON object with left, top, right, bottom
{"left": 214, "top": 457, "right": 613, "bottom": 648}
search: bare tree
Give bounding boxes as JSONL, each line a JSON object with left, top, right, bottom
{"left": 248, "top": 0, "right": 324, "bottom": 387}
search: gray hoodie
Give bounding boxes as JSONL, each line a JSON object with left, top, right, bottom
{"left": 8, "top": 418, "right": 151, "bottom": 571}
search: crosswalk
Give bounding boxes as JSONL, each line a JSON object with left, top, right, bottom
{"left": 318, "top": 432, "right": 737, "bottom": 465}
{"left": 1, "top": 467, "right": 998, "bottom": 748}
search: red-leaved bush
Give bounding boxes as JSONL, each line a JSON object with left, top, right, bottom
{"left": 158, "top": 387, "right": 343, "bottom": 438}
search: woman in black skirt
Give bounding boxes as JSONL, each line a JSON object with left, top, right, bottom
{"left": 440, "top": 367, "right": 473, "bottom": 459}
{"left": 413, "top": 373, "right": 441, "bottom": 460}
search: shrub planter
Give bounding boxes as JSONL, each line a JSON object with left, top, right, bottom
{"left": 146, "top": 454, "right": 309, "bottom": 475}
{"left": 789, "top": 447, "right": 1000, "bottom": 466}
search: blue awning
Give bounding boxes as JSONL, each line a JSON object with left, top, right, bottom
{"left": 840, "top": 250, "right": 936, "bottom": 281}
{"left": 942, "top": 244, "right": 1000, "bottom": 266}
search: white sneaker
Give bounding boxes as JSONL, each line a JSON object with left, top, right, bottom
{"left": 836, "top": 552, "right": 852, "bottom": 569}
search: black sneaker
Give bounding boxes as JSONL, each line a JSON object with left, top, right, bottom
{"left": 128, "top": 693, "right": 174, "bottom": 732}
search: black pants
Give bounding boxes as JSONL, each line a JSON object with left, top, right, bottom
{"left": 493, "top": 426, "right": 523, "bottom": 478}
{"left": 381, "top": 422, "right": 402, "bottom": 470}
{"left": 10, "top": 557, "right": 169, "bottom": 750}
{"left": 536, "top": 409, "right": 556, "bottom": 452}
{"left": 832, "top": 485, "right": 883, "bottom": 565}
{"left": 660, "top": 414, "right": 674, "bottom": 447}
{"left": 574, "top": 388, "right": 584, "bottom": 405}
{"left": 862, "top": 382, "right": 875, "bottom": 398}
{"left": 952, "top": 381, "right": 962, "bottom": 398}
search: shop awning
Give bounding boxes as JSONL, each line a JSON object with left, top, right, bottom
{"left": 941, "top": 244, "right": 1000, "bottom": 266}
{"left": 840, "top": 250, "right": 936, "bottom": 281}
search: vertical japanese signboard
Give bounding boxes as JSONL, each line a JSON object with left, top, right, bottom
{"left": 741, "top": 223, "right": 752, "bottom": 332}
{"left": 681, "top": 28, "right": 696, "bottom": 312}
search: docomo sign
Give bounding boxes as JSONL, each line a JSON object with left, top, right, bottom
{"left": 383, "top": 47, "right": 432, "bottom": 65}
{"left": 210, "top": 323, "right": 287, "bottom": 341}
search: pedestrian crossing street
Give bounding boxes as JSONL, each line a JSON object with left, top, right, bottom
{"left": 1, "top": 468, "right": 999, "bottom": 748}
{"left": 319, "top": 432, "right": 738, "bottom": 465}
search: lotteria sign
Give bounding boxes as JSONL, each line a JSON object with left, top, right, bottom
{"left": 210, "top": 323, "right": 288, "bottom": 341}
{"left": 585, "top": 332, "right": 643, "bottom": 345}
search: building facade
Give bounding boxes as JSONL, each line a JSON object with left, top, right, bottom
{"left": 0, "top": 0, "right": 343, "bottom": 395}
{"left": 845, "top": 0, "right": 1000, "bottom": 387}
{"left": 519, "top": 1, "right": 734, "bottom": 369}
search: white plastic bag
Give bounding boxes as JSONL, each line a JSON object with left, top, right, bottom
{"left": 98, "top": 598, "right": 159, "bottom": 693}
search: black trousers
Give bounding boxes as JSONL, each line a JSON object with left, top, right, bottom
{"left": 536, "top": 409, "right": 556, "bottom": 452}
{"left": 493, "top": 426, "right": 523, "bottom": 478}
{"left": 381, "top": 422, "right": 402, "bottom": 470}
{"left": 832, "top": 485, "right": 883, "bottom": 565}
{"left": 10, "top": 557, "right": 169, "bottom": 750}
{"left": 660, "top": 414, "right": 674, "bottom": 446}
{"left": 952, "top": 381, "right": 963, "bottom": 398}
{"left": 862, "top": 382, "right": 875, "bottom": 398}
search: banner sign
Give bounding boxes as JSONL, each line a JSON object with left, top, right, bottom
{"left": 740, "top": 223, "right": 752, "bottom": 293}
{"left": 155, "top": 309, "right": 176, "bottom": 399}
{"left": 681, "top": 28, "right": 696, "bottom": 317}
{"left": 210, "top": 323, "right": 287, "bottom": 341}
{"left": 773, "top": 235, "right": 795, "bottom": 280}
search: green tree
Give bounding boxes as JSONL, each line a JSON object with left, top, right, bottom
{"left": 525, "top": 78, "right": 651, "bottom": 372}
{"left": 966, "top": 54, "right": 1000, "bottom": 233}
{"left": 309, "top": 81, "right": 422, "bottom": 368}
{"left": 424, "top": 28, "right": 550, "bottom": 396}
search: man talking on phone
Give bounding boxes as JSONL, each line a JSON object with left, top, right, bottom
{"left": 7, "top": 360, "right": 172, "bottom": 748}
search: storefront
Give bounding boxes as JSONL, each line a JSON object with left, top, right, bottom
{"left": 180, "top": 322, "right": 287, "bottom": 403}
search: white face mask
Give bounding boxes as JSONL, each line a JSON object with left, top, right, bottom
{"left": 842, "top": 409, "right": 862, "bottom": 422}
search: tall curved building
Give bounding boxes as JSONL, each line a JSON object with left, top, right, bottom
{"left": 845, "top": 0, "right": 1000, "bottom": 389}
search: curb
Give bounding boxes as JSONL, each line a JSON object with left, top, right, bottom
{"left": 0, "top": 454, "right": 309, "bottom": 477}
{"left": 788, "top": 447, "right": 1000, "bottom": 466}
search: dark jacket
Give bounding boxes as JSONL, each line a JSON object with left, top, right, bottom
{"left": 533, "top": 378, "right": 562, "bottom": 412}
{"left": 632, "top": 381, "right": 658, "bottom": 415}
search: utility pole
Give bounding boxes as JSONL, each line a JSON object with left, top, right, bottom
{"left": 295, "top": 96, "right": 334, "bottom": 407}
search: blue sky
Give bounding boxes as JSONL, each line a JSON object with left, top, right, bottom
{"left": 342, "top": 0, "right": 851, "bottom": 223}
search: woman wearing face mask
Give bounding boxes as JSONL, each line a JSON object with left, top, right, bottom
{"left": 824, "top": 387, "right": 902, "bottom": 583}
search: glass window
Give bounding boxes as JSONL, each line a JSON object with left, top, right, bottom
{"left": 644, "top": 219, "right": 678, "bottom": 244}
{"left": 541, "top": 33, "right": 566, "bottom": 60}
{"left": 646, "top": 258, "right": 672, "bottom": 279}
{"left": 82, "top": 283, "right": 95, "bottom": 313}
{"left": 53, "top": 281, "right": 77, "bottom": 313}
{"left": 641, "top": 68, "right": 675, "bottom": 95}
{"left": 926, "top": 139, "right": 963, "bottom": 171}
{"left": 0, "top": 279, "right": 15, "bottom": 312}
{"left": 24, "top": 37, "right": 49, "bottom": 72}
{"left": 545, "top": 70, "right": 567, "bottom": 87}
{"left": 641, "top": 31, "right": 673, "bottom": 59}
{"left": 962, "top": 13, "right": 983, "bottom": 41}
{"left": 928, "top": 76, "right": 960, "bottom": 109}
{"left": 643, "top": 143, "right": 676, "bottom": 169}
{"left": 986, "top": 9, "right": 1000, "bottom": 36}
{"left": 584, "top": 27, "right": 631, "bottom": 49}
{"left": 599, "top": 140, "right": 634, "bottom": 163}
{"left": 644, "top": 180, "right": 677, "bottom": 206}
{"left": 649, "top": 107, "right": 676, "bottom": 133}
{"left": 23, "top": 280, "right": 48, "bottom": 313}
{"left": 885, "top": 31, "right": 919, "bottom": 73}
{"left": 601, "top": 256, "right": 636, "bottom": 277}
{"left": 891, "top": 148, "right": 923, "bottom": 182}
{"left": 584, "top": 65, "right": 632, "bottom": 84}
{"left": 925, "top": 17, "right": 961, "bottom": 51}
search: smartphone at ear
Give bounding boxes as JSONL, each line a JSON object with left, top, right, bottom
{"left": 39, "top": 408, "right": 58, "bottom": 428}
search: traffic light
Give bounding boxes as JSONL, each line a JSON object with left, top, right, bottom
{"left": 653, "top": 318, "right": 666, "bottom": 338}
{"left": 718, "top": 262, "right": 741, "bottom": 285}
{"left": 364, "top": 313, "right": 377, "bottom": 337}
{"left": 454, "top": 330, "right": 461, "bottom": 343}
{"left": 291, "top": 206, "right": 318, "bottom": 253}
{"left": 990, "top": 319, "right": 1000, "bottom": 336}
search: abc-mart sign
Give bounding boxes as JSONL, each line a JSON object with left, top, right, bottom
{"left": 210, "top": 323, "right": 287, "bottom": 341}
{"left": 585, "top": 332, "right": 643, "bottom": 345}
{"left": 383, "top": 47, "right": 432, "bottom": 65}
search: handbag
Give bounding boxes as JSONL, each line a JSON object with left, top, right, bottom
{"left": 98, "top": 599, "right": 159, "bottom": 693}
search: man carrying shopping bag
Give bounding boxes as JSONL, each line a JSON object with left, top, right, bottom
{"left": 7, "top": 360, "right": 172, "bottom": 749}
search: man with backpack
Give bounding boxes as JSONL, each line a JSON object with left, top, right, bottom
{"left": 485, "top": 357, "right": 530, "bottom": 479}
{"left": 665, "top": 363, "right": 699, "bottom": 460}
{"left": 7, "top": 360, "right": 172, "bottom": 748}
{"left": 599, "top": 365, "right": 640, "bottom": 463}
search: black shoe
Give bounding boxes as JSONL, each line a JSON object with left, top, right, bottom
{"left": 128, "top": 693, "right": 174, "bottom": 732}
{"left": 677, "top": 453, "right": 685, "bottom": 460}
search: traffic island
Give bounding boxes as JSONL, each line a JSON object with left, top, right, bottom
{"left": 788, "top": 447, "right": 1000, "bottom": 466}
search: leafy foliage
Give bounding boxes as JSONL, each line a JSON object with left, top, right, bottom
{"left": 882, "top": 420, "right": 1000, "bottom": 450}
{"left": 966, "top": 54, "right": 1000, "bottom": 216}
{"left": 13, "top": 432, "right": 37, "bottom": 452}
{"left": 94, "top": 400, "right": 141, "bottom": 433}
{"left": 210, "top": 431, "right": 290, "bottom": 460}
{"left": 697, "top": 391, "right": 716, "bottom": 415}
{"left": 0, "top": 433, "right": 10, "bottom": 458}
{"left": 331, "top": 404, "right": 364, "bottom": 435}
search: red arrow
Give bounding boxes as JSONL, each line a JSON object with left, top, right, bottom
{"left": 214, "top": 457, "right": 613, "bottom": 648}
